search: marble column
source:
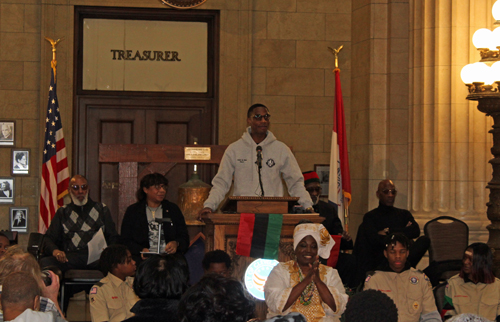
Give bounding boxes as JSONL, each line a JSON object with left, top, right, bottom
{"left": 409, "top": 0, "right": 492, "bottom": 246}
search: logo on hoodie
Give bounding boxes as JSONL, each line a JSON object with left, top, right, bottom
{"left": 266, "top": 159, "right": 275, "bottom": 167}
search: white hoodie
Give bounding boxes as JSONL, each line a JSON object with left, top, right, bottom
{"left": 204, "top": 127, "right": 313, "bottom": 211}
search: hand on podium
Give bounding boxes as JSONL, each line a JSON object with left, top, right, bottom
{"left": 198, "top": 207, "right": 213, "bottom": 221}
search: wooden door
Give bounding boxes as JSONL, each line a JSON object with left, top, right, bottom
{"left": 74, "top": 98, "right": 215, "bottom": 230}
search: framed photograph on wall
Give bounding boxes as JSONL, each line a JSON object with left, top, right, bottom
{"left": 11, "top": 149, "right": 30, "bottom": 175}
{"left": 314, "top": 164, "right": 330, "bottom": 197}
{"left": 10, "top": 207, "right": 28, "bottom": 233}
{"left": 0, "top": 177, "right": 14, "bottom": 204}
{"left": 0, "top": 121, "right": 15, "bottom": 146}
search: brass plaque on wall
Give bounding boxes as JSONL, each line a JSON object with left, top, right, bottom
{"left": 160, "top": 0, "right": 207, "bottom": 9}
{"left": 184, "top": 147, "right": 211, "bottom": 160}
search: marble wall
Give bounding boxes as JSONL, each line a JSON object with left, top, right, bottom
{"left": 0, "top": 0, "right": 495, "bottom": 253}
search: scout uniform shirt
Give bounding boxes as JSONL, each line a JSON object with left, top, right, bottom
{"left": 364, "top": 266, "right": 441, "bottom": 322}
{"left": 89, "top": 273, "right": 139, "bottom": 322}
{"left": 444, "top": 274, "right": 500, "bottom": 320}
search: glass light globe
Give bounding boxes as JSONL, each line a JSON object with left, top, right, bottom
{"left": 491, "top": 61, "right": 500, "bottom": 83}
{"left": 473, "top": 28, "right": 493, "bottom": 49}
{"left": 493, "top": 27, "right": 500, "bottom": 49}
{"left": 473, "top": 62, "right": 491, "bottom": 83}
{"left": 461, "top": 63, "right": 476, "bottom": 84}
{"left": 493, "top": 1, "right": 500, "bottom": 21}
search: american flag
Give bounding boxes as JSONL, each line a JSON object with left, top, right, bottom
{"left": 39, "top": 68, "right": 69, "bottom": 233}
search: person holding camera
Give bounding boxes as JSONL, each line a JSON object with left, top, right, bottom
{"left": 1, "top": 271, "right": 66, "bottom": 322}
{"left": 121, "top": 173, "right": 189, "bottom": 263}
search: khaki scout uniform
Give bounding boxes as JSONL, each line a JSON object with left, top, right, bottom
{"left": 445, "top": 274, "right": 500, "bottom": 320}
{"left": 364, "top": 267, "right": 440, "bottom": 322}
{"left": 89, "top": 273, "right": 139, "bottom": 322}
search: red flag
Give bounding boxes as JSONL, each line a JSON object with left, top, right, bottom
{"left": 328, "top": 68, "right": 351, "bottom": 228}
{"left": 39, "top": 68, "right": 69, "bottom": 233}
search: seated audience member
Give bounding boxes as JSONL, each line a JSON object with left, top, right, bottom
{"left": 41, "top": 175, "right": 119, "bottom": 272}
{"left": 178, "top": 274, "right": 255, "bottom": 322}
{"left": 354, "top": 179, "right": 430, "bottom": 284}
{"left": 344, "top": 289, "right": 398, "bottom": 322}
{"left": 302, "top": 171, "right": 357, "bottom": 288}
{"left": 443, "top": 243, "right": 500, "bottom": 321}
{"left": 121, "top": 173, "right": 190, "bottom": 263}
{"left": 364, "top": 233, "right": 440, "bottom": 322}
{"left": 0, "top": 251, "right": 63, "bottom": 319}
{"left": 89, "top": 245, "right": 139, "bottom": 322}
{"left": 1, "top": 271, "right": 66, "bottom": 322}
{"left": 201, "top": 250, "right": 231, "bottom": 277}
{"left": 264, "top": 222, "right": 348, "bottom": 322}
{"left": 123, "top": 254, "right": 189, "bottom": 322}
{"left": 0, "top": 233, "right": 10, "bottom": 258}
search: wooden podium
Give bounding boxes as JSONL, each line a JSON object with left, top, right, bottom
{"left": 202, "top": 197, "right": 322, "bottom": 319}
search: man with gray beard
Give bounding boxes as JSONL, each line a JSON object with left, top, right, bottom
{"left": 41, "top": 175, "right": 119, "bottom": 272}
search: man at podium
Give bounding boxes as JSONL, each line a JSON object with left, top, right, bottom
{"left": 199, "top": 103, "right": 313, "bottom": 217}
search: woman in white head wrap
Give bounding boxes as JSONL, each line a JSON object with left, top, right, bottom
{"left": 264, "top": 223, "right": 348, "bottom": 322}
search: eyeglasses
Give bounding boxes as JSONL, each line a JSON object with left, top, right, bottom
{"left": 252, "top": 114, "right": 271, "bottom": 121}
{"left": 153, "top": 184, "right": 167, "bottom": 191}
{"left": 381, "top": 189, "right": 397, "bottom": 195}
{"left": 306, "top": 187, "right": 322, "bottom": 193}
{"left": 70, "top": 184, "right": 88, "bottom": 191}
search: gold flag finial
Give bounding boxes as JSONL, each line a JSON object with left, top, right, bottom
{"left": 45, "top": 37, "right": 62, "bottom": 81}
{"left": 328, "top": 45, "right": 343, "bottom": 71}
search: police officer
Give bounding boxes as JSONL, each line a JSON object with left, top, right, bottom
{"left": 90, "top": 245, "right": 139, "bottom": 322}
{"left": 364, "top": 234, "right": 441, "bottom": 322}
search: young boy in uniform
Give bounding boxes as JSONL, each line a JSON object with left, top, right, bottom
{"left": 89, "top": 245, "right": 139, "bottom": 322}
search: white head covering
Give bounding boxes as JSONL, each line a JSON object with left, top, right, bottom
{"left": 293, "top": 223, "right": 335, "bottom": 259}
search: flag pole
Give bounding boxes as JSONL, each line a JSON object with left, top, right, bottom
{"left": 328, "top": 45, "right": 351, "bottom": 233}
{"left": 45, "top": 37, "right": 62, "bottom": 81}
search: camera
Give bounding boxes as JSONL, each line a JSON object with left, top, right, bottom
{"left": 41, "top": 270, "right": 52, "bottom": 286}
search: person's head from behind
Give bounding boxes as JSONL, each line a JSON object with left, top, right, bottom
{"left": 202, "top": 250, "right": 231, "bottom": 277}
{"left": 0, "top": 252, "right": 43, "bottom": 288}
{"left": 178, "top": 274, "right": 255, "bottom": 322}
{"left": 384, "top": 233, "right": 410, "bottom": 273}
{"left": 344, "top": 289, "right": 397, "bottom": 322}
{"left": 137, "top": 172, "right": 168, "bottom": 203}
{"left": 133, "top": 254, "right": 188, "bottom": 300}
{"left": 100, "top": 245, "right": 136, "bottom": 280}
{"left": 460, "top": 242, "right": 495, "bottom": 284}
{"left": 1, "top": 271, "right": 41, "bottom": 320}
{"left": 0, "top": 233, "right": 10, "bottom": 258}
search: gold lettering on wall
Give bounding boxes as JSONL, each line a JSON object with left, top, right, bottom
{"left": 110, "top": 50, "right": 182, "bottom": 61}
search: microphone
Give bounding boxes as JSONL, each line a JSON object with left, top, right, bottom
{"left": 256, "top": 146, "right": 264, "bottom": 196}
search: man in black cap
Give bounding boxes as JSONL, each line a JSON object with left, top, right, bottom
{"left": 303, "top": 170, "right": 357, "bottom": 288}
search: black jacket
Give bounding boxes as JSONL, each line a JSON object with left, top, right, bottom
{"left": 123, "top": 298, "right": 180, "bottom": 322}
{"left": 121, "top": 200, "right": 189, "bottom": 256}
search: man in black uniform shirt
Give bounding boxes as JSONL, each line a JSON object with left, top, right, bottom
{"left": 302, "top": 171, "right": 357, "bottom": 287}
{"left": 353, "top": 179, "right": 430, "bottom": 284}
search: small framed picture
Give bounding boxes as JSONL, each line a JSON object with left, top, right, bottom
{"left": 10, "top": 207, "right": 28, "bottom": 233}
{"left": 314, "top": 164, "right": 330, "bottom": 197}
{"left": 11, "top": 149, "right": 30, "bottom": 175}
{"left": 0, "top": 178, "right": 14, "bottom": 204}
{"left": 0, "top": 121, "right": 15, "bottom": 146}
